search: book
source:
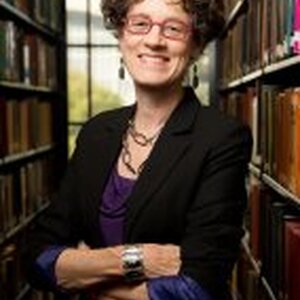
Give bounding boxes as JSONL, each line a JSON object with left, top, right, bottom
{"left": 268, "top": 201, "right": 293, "bottom": 299}
{"left": 248, "top": 175, "right": 263, "bottom": 260}
{"left": 289, "top": 88, "right": 300, "bottom": 198}
{"left": 0, "top": 97, "right": 8, "bottom": 158}
{"left": 0, "top": 244, "right": 17, "bottom": 300}
{"left": 283, "top": 219, "right": 300, "bottom": 300}
{"left": 291, "top": 0, "right": 300, "bottom": 53}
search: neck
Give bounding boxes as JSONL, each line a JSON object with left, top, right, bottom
{"left": 133, "top": 84, "right": 184, "bottom": 132}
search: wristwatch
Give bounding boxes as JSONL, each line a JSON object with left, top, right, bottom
{"left": 122, "top": 244, "right": 145, "bottom": 282}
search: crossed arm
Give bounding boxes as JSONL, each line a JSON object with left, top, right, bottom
{"left": 54, "top": 243, "right": 180, "bottom": 299}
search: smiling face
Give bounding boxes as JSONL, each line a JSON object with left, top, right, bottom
{"left": 118, "top": 0, "right": 198, "bottom": 89}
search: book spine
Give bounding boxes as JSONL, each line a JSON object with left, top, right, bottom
{"left": 292, "top": 0, "right": 300, "bottom": 53}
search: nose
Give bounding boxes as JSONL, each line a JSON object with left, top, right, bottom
{"left": 144, "top": 24, "right": 165, "bottom": 46}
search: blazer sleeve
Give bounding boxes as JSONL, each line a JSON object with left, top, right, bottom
{"left": 179, "top": 123, "right": 252, "bottom": 299}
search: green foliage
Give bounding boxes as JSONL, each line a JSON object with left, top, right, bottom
{"left": 68, "top": 71, "right": 88, "bottom": 122}
{"left": 68, "top": 71, "right": 122, "bottom": 122}
{"left": 68, "top": 71, "right": 123, "bottom": 155}
{"left": 91, "top": 79, "right": 122, "bottom": 116}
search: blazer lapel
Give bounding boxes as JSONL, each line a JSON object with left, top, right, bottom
{"left": 84, "top": 107, "right": 134, "bottom": 244}
{"left": 125, "top": 89, "right": 201, "bottom": 238}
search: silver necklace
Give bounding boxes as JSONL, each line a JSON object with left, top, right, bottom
{"left": 121, "top": 130, "right": 147, "bottom": 175}
{"left": 121, "top": 118, "right": 166, "bottom": 175}
{"left": 127, "top": 119, "right": 163, "bottom": 147}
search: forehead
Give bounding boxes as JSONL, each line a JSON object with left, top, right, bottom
{"left": 127, "top": 0, "right": 188, "bottom": 19}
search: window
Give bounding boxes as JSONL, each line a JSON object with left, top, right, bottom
{"left": 66, "top": 0, "right": 134, "bottom": 155}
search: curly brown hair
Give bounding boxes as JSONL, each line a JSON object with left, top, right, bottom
{"left": 100, "top": 0, "right": 225, "bottom": 47}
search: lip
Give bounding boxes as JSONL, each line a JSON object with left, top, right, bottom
{"left": 138, "top": 53, "right": 170, "bottom": 63}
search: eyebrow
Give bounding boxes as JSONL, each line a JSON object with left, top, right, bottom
{"left": 127, "top": 13, "right": 190, "bottom": 24}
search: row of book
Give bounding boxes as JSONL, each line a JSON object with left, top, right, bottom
{"left": 0, "top": 20, "right": 57, "bottom": 87}
{"left": 3, "top": 0, "right": 63, "bottom": 31}
{"left": 0, "top": 156, "right": 54, "bottom": 238}
{"left": 245, "top": 175, "right": 300, "bottom": 300}
{"left": 220, "top": 86, "right": 300, "bottom": 199}
{"left": 0, "top": 0, "right": 65, "bottom": 299}
{"left": 0, "top": 97, "right": 53, "bottom": 158}
{"left": 220, "top": 0, "right": 300, "bottom": 84}
{"left": 0, "top": 242, "right": 23, "bottom": 300}
{"left": 0, "top": 236, "right": 56, "bottom": 300}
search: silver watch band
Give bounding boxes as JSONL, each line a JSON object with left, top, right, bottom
{"left": 122, "top": 244, "right": 145, "bottom": 282}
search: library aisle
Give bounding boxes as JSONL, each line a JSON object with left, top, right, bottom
{"left": 0, "top": 0, "right": 67, "bottom": 299}
{"left": 220, "top": 1, "right": 300, "bottom": 300}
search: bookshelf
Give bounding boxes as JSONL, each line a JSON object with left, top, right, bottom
{"left": 0, "top": 0, "right": 67, "bottom": 299}
{"left": 219, "top": 0, "right": 248, "bottom": 38}
{"left": 219, "top": 0, "right": 300, "bottom": 299}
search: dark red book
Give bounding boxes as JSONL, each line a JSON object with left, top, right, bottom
{"left": 249, "top": 175, "right": 263, "bottom": 260}
{"left": 284, "top": 219, "right": 300, "bottom": 300}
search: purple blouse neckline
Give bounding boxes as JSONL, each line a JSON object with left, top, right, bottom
{"left": 99, "top": 167, "right": 136, "bottom": 246}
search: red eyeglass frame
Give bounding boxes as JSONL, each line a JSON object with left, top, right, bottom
{"left": 123, "top": 14, "right": 192, "bottom": 41}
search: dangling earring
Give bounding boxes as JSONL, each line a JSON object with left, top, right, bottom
{"left": 118, "top": 57, "right": 125, "bottom": 80}
{"left": 192, "top": 63, "right": 199, "bottom": 88}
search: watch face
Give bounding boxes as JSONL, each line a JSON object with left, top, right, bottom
{"left": 125, "top": 269, "right": 143, "bottom": 281}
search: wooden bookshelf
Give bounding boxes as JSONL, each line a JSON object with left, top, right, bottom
{"left": 220, "top": 0, "right": 248, "bottom": 38}
{"left": 220, "top": 56, "right": 300, "bottom": 92}
{"left": 0, "top": 80, "right": 55, "bottom": 94}
{"left": 0, "top": 1, "right": 60, "bottom": 39}
{"left": 15, "top": 284, "right": 31, "bottom": 300}
{"left": 219, "top": 0, "right": 300, "bottom": 299}
{"left": 262, "top": 174, "right": 300, "bottom": 207}
{"left": 0, "top": 201, "right": 49, "bottom": 247}
{"left": 220, "top": 69, "right": 263, "bottom": 91}
{"left": 263, "top": 55, "right": 300, "bottom": 75}
{"left": 249, "top": 164, "right": 300, "bottom": 209}
{"left": 0, "top": 145, "right": 54, "bottom": 167}
{"left": 249, "top": 163, "right": 261, "bottom": 179}
{"left": 0, "top": 1, "right": 67, "bottom": 299}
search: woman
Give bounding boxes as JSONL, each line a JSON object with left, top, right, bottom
{"left": 25, "top": 0, "right": 252, "bottom": 299}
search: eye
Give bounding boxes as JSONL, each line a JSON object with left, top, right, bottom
{"left": 130, "top": 17, "right": 150, "bottom": 29}
{"left": 133, "top": 20, "right": 148, "bottom": 27}
{"left": 167, "top": 25, "right": 181, "bottom": 32}
{"left": 164, "top": 22, "right": 185, "bottom": 34}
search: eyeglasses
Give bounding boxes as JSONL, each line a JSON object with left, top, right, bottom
{"left": 124, "top": 14, "right": 191, "bottom": 41}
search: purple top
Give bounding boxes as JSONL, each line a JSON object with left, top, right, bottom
{"left": 34, "top": 168, "right": 213, "bottom": 299}
{"left": 99, "top": 168, "right": 134, "bottom": 245}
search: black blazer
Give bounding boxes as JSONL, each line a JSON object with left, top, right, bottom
{"left": 26, "top": 88, "right": 252, "bottom": 299}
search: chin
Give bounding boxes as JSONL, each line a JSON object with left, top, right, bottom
{"left": 133, "top": 73, "right": 180, "bottom": 87}
{"left": 135, "top": 79, "right": 176, "bottom": 90}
